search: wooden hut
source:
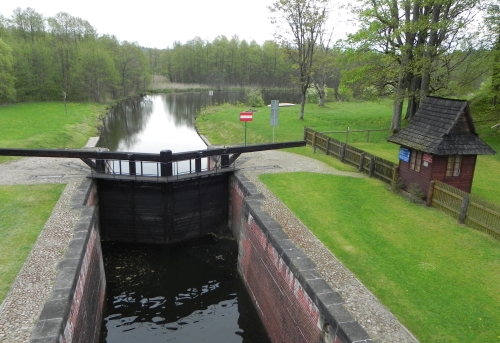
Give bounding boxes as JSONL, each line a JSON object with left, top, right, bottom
{"left": 387, "top": 96, "right": 496, "bottom": 196}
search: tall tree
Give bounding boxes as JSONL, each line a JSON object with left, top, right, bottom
{"left": 269, "top": 0, "right": 330, "bottom": 119}
{"left": 352, "top": 0, "right": 481, "bottom": 132}
{"left": 485, "top": 2, "right": 500, "bottom": 105}
{"left": 0, "top": 38, "right": 16, "bottom": 103}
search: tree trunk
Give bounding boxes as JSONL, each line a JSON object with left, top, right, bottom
{"left": 299, "top": 92, "right": 306, "bottom": 120}
{"left": 391, "top": 76, "right": 405, "bottom": 133}
{"left": 314, "top": 82, "right": 325, "bottom": 106}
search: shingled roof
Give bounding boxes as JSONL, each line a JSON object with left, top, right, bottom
{"left": 387, "top": 96, "right": 496, "bottom": 155}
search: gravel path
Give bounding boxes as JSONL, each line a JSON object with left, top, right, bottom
{"left": 236, "top": 150, "right": 419, "bottom": 343}
{"left": 0, "top": 148, "right": 418, "bottom": 343}
{"left": 0, "top": 157, "right": 90, "bottom": 343}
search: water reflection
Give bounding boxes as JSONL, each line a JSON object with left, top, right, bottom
{"left": 98, "top": 90, "right": 301, "bottom": 154}
{"left": 100, "top": 236, "right": 271, "bottom": 343}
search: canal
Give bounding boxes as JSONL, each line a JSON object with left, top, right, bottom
{"left": 98, "top": 91, "right": 292, "bottom": 343}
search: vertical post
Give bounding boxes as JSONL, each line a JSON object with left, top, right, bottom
{"left": 160, "top": 150, "right": 173, "bottom": 177}
{"left": 392, "top": 166, "right": 399, "bottom": 186}
{"left": 96, "top": 159, "right": 105, "bottom": 173}
{"left": 244, "top": 121, "right": 247, "bottom": 145}
{"left": 459, "top": 194, "right": 470, "bottom": 224}
{"left": 427, "top": 180, "right": 435, "bottom": 207}
{"left": 312, "top": 131, "right": 316, "bottom": 149}
{"left": 303, "top": 127, "right": 308, "bottom": 141}
{"left": 346, "top": 127, "right": 349, "bottom": 145}
{"left": 358, "top": 153, "right": 365, "bottom": 172}
{"left": 195, "top": 152, "right": 202, "bottom": 172}
{"left": 221, "top": 152, "right": 229, "bottom": 168}
{"left": 366, "top": 130, "right": 371, "bottom": 142}
{"left": 129, "top": 160, "right": 136, "bottom": 176}
{"left": 325, "top": 137, "right": 330, "bottom": 155}
{"left": 369, "top": 157, "right": 375, "bottom": 177}
{"left": 340, "top": 143, "right": 346, "bottom": 162}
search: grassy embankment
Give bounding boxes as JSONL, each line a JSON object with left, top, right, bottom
{"left": 196, "top": 99, "right": 500, "bottom": 204}
{"left": 0, "top": 102, "right": 106, "bottom": 304}
{"left": 196, "top": 100, "right": 500, "bottom": 342}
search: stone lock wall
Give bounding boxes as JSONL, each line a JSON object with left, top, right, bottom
{"left": 30, "top": 179, "right": 106, "bottom": 343}
{"left": 230, "top": 174, "right": 373, "bottom": 343}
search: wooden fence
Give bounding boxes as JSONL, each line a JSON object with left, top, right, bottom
{"left": 304, "top": 127, "right": 398, "bottom": 184}
{"left": 304, "top": 127, "right": 500, "bottom": 240}
{"left": 429, "top": 180, "right": 500, "bottom": 240}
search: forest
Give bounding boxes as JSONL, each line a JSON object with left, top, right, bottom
{"left": 0, "top": 0, "right": 499, "bottom": 128}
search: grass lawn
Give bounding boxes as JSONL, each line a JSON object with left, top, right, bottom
{"left": 259, "top": 172, "right": 500, "bottom": 343}
{"left": 0, "top": 102, "right": 107, "bottom": 163}
{"left": 0, "top": 102, "right": 105, "bottom": 304}
{"left": 196, "top": 100, "right": 500, "bottom": 205}
{"left": 0, "top": 184, "right": 65, "bottom": 304}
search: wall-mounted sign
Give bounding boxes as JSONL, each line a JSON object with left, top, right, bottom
{"left": 399, "top": 147, "right": 410, "bottom": 163}
{"left": 423, "top": 153, "right": 433, "bottom": 163}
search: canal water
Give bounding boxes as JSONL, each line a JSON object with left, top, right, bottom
{"left": 98, "top": 91, "right": 286, "bottom": 343}
{"left": 99, "top": 235, "right": 270, "bottom": 343}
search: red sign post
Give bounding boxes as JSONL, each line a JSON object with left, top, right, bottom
{"left": 240, "top": 112, "right": 253, "bottom": 145}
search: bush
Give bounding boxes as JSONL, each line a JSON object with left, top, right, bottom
{"left": 306, "top": 87, "right": 319, "bottom": 104}
{"left": 408, "top": 183, "right": 425, "bottom": 203}
{"left": 245, "top": 88, "right": 265, "bottom": 107}
{"left": 390, "top": 177, "right": 404, "bottom": 194}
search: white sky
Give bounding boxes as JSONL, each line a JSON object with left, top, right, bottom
{"left": 1, "top": 0, "right": 356, "bottom": 49}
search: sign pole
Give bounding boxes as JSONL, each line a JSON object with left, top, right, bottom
{"left": 240, "top": 111, "right": 253, "bottom": 145}
{"left": 270, "top": 100, "right": 279, "bottom": 143}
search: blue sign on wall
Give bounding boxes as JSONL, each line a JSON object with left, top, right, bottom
{"left": 399, "top": 147, "right": 411, "bottom": 162}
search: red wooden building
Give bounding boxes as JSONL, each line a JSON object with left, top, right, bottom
{"left": 387, "top": 96, "right": 496, "bottom": 196}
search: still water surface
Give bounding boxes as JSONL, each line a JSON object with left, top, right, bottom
{"left": 100, "top": 236, "right": 270, "bottom": 343}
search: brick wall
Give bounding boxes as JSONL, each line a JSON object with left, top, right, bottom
{"left": 30, "top": 179, "right": 106, "bottom": 343}
{"left": 230, "top": 174, "right": 373, "bottom": 343}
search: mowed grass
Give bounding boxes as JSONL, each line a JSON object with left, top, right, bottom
{"left": 196, "top": 100, "right": 500, "bottom": 205}
{"left": 0, "top": 184, "right": 65, "bottom": 304}
{"left": 0, "top": 102, "right": 105, "bottom": 304}
{"left": 259, "top": 172, "right": 500, "bottom": 342}
{"left": 0, "top": 102, "right": 106, "bottom": 163}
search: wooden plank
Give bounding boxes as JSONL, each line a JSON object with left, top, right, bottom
{"left": 0, "top": 141, "right": 306, "bottom": 163}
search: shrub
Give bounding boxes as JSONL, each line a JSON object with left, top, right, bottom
{"left": 391, "top": 177, "right": 404, "bottom": 194}
{"left": 245, "top": 88, "right": 265, "bottom": 107}
{"left": 408, "top": 183, "right": 425, "bottom": 203}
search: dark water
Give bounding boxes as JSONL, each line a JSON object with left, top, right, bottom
{"left": 100, "top": 235, "right": 271, "bottom": 343}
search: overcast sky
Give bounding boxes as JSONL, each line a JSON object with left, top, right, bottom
{"left": 1, "top": 0, "right": 355, "bottom": 49}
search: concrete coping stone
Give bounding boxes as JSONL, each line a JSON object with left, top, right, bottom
{"left": 30, "top": 178, "right": 98, "bottom": 343}
{"left": 31, "top": 318, "right": 64, "bottom": 341}
{"left": 70, "top": 178, "right": 93, "bottom": 208}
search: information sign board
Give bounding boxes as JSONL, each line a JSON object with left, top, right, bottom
{"left": 399, "top": 147, "right": 411, "bottom": 162}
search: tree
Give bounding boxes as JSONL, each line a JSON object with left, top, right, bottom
{"left": 485, "top": 2, "right": 500, "bottom": 105}
{"left": 352, "top": 0, "right": 481, "bottom": 132}
{"left": 0, "top": 38, "right": 16, "bottom": 103}
{"left": 269, "top": 0, "right": 330, "bottom": 119}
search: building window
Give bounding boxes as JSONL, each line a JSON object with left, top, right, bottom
{"left": 409, "top": 150, "right": 423, "bottom": 172}
{"left": 446, "top": 155, "right": 462, "bottom": 176}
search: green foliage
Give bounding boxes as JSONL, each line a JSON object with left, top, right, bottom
{"left": 407, "top": 183, "right": 425, "bottom": 203}
{"left": 0, "top": 38, "right": 16, "bottom": 103}
{"left": 245, "top": 88, "right": 265, "bottom": 107}
{"left": 390, "top": 177, "right": 404, "bottom": 194}
{"left": 260, "top": 172, "right": 500, "bottom": 342}
{"left": 338, "top": 83, "right": 354, "bottom": 101}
